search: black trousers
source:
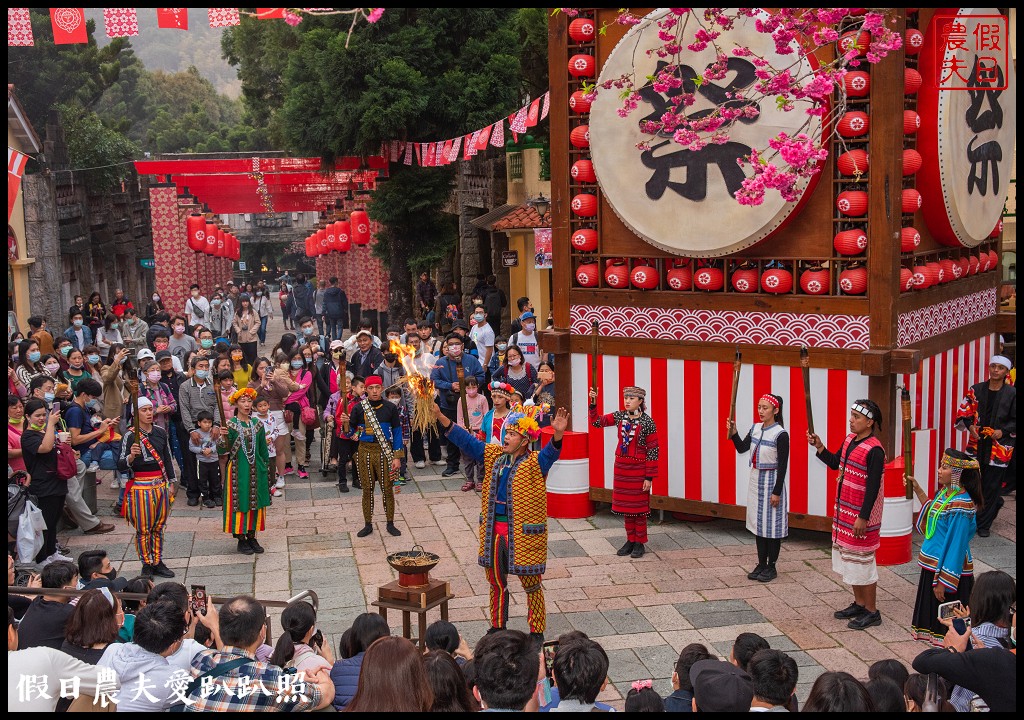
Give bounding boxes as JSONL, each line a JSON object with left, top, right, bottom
{"left": 197, "top": 461, "right": 223, "bottom": 500}
{"left": 411, "top": 423, "right": 442, "bottom": 463}
{"left": 441, "top": 405, "right": 460, "bottom": 469}
{"left": 35, "top": 494, "right": 66, "bottom": 563}
{"left": 335, "top": 437, "right": 359, "bottom": 486}
{"left": 975, "top": 464, "right": 1005, "bottom": 532}
{"left": 176, "top": 422, "right": 198, "bottom": 491}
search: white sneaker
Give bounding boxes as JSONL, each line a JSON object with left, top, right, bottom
{"left": 270, "top": 487, "right": 283, "bottom": 497}
{"left": 275, "top": 477, "right": 286, "bottom": 489}
{"left": 110, "top": 478, "right": 120, "bottom": 489}
{"left": 87, "top": 461, "right": 100, "bottom": 472}
{"left": 432, "top": 460, "right": 447, "bottom": 466}
{"left": 414, "top": 461, "right": 426, "bottom": 469}
{"left": 41, "top": 551, "right": 75, "bottom": 566}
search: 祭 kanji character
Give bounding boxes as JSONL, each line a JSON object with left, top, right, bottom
{"left": 972, "top": 22, "right": 1002, "bottom": 51}
{"left": 17, "top": 675, "right": 52, "bottom": 703}
{"left": 129, "top": 672, "right": 161, "bottom": 704}
{"left": 965, "top": 56, "right": 1005, "bottom": 197}
{"left": 942, "top": 20, "right": 968, "bottom": 51}
{"left": 59, "top": 676, "right": 80, "bottom": 700}
{"left": 94, "top": 667, "right": 119, "bottom": 708}
{"left": 276, "top": 672, "right": 310, "bottom": 704}
{"left": 164, "top": 669, "right": 196, "bottom": 707}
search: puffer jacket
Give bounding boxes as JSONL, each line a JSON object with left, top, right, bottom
{"left": 329, "top": 651, "right": 365, "bottom": 710}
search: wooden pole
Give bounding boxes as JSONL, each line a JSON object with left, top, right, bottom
{"left": 338, "top": 357, "right": 350, "bottom": 434}
{"left": 800, "top": 346, "right": 815, "bottom": 435}
{"left": 727, "top": 348, "right": 742, "bottom": 439}
{"left": 590, "top": 320, "right": 599, "bottom": 392}
{"left": 901, "top": 386, "right": 928, "bottom": 504}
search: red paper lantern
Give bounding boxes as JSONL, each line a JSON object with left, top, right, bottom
{"left": 988, "top": 249, "right": 999, "bottom": 272}
{"left": 324, "top": 222, "right": 337, "bottom": 252}
{"left": 570, "top": 228, "right": 598, "bottom": 252}
{"left": 570, "top": 124, "right": 591, "bottom": 149}
{"left": 204, "top": 222, "right": 219, "bottom": 255}
{"left": 575, "top": 262, "right": 599, "bottom": 288}
{"left": 837, "top": 111, "right": 869, "bottom": 138}
{"left": 631, "top": 263, "right": 660, "bottom": 290}
{"left": 837, "top": 149, "right": 869, "bottom": 176}
{"left": 571, "top": 159, "right": 596, "bottom": 183}
{"left": 571, "top": 193, "right": 598, "bottom": 217}
{"left": 568, "top": 54, "right": 595, "bottom": 78}
{"left": 836, "top": 190, "right": 868, "bottom": 216}
{"left": 834, "top": 228, "right": 868, "bottom": 255}
{"left": 694, "top": 266, "right": 724, "bottom": 292}
{"left": 569, "top": 91, "right": 592, "bottom": 114}
{"left": 905, "top": 67, "right": 922, "bottom": 94}
{"left": 186, "top": 212, "right": 206, "bottom": 253}
{"left": 316, "top": 228, "right": 328, "bottom": 256}
{"left": 899, "top": 267, "right": 914, "bottom": 292}
{"left": 761, "top": 267, "right": 793, "bottom": 294}
{"left": 568, "top": 17, "right": 596, "bottom": 43}
{"left": 349, "top": 210, "right": 370, "bottom": 246}
{"left": 730, "top": 265, "right": 759, "bottom": 293}
{"left": 604, "top": 262, "right": 629, "bottom": 288}
{"left": 904, "top": 28, "right": 925, "bottom": 54}
{"left": 957, "top": 256, "right": 970, "bottom": 278}
{"left": 838, "top": 30, "right": 870, "bottom": 56}
{"left": 912, "top": 264, "right": 930, "bottom": 290}
{"left": 940, "top": 258, "right": 960, "bottom": 282}
{"left": 902, "top": 149, "right": 923, "bottom": 176}
{"left": 902, "top": 189, "right": 922, "bottom": 214}
{"left": 903, "top": 110, "right": 921, "bottom": 134}
{"left": 839, "top": 266, "right": 868, "bottom": 295}
{"left": 305, "top": 234, "right": 315, "bottom": 258}
{"left": 800, "top": 266, "right": 830, "bottom": 295}
{"left": 968, "top": 255, "right": 980, "bottom": 275}
{"left": 666, "top": 261, "right": 693, "bottom": 291}
{"left": 900, "top": 227, "right": 921, "bottom": 252}
{"left": 215, "top": 227, "right": 227, "bottom": 258}
{"left": 334, "top": 218, "right": 353, "bottom": 250}
{"left": 844, "top": 71, "right": 870, "bottom": 97}
{"left": 990, "top": 220, "right": 1003, "bottom": 238}
{"left": 926, "top": 261, "right": 943, "bottom": 285}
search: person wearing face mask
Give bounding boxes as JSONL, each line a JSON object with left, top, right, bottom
{"left": 184, "top": 283, "right": 210, "bottom": 327}
{"left": 530, "top": 362, "right": 557, "bottom": 423}
{"left": 469, "top": 305, "right": 495, "bottom": 370}
{"left": 77, "top": 550, "right": 128, "bottom": 592}
{"left": 14, "top": 338, "right": 44, "bottom": 396}
{"left": 20, "top": 399, "right": 69, "bottom": 562}
{"left": 589, "top": 385, "right": 661, "bottom": 560}
{"left": 251, "top": 286, "right": 274, "bottom": 346}
{"left": 196, "top": 328, "right": 218, "bottom": 358}
{"left": 488, "top": 337, "right": 509, "bottom": 376}
{"left": 168, "top": 315, "right": 197, "bottom": 363}
{"left": 491, "top": 345, "right": 537, "bottom": 400}
{"left": 283, "top": 349, "right": 314, "bottom": 480}
{"left": 144, "top": 291, "right": 165, "bottom": 324}
{"left": 120, "top": 306, "right": 149, "bottom": 352}
{"left": 95, "top": 314, "right": 124, "bottom": 353}
{"left": 456, "top": 376, "right": 489, "bottom": 492}
{"left": 8, "top": 395, "right": 27, "bottom": 477}
{"left": 64, "top": 377, "right": 124, "bottom": 502}
{"left": 54, "top": 338, "right": 74, "bottom": 370}
{"left": 63, "top": 310, "right": 94, "bottom": 351}
{"left": 41, "top": 353, "right": 62, "bottom": 382}
{"left": 139, "top": 359, "right": 177, "bottom": 432}
{"left": 233, "top": 296, "right": 260, "bottom": 364}
{"left": 209, "top": 293, "right": 233, "bottom": 338}
{"left": 297, "top": 316, "right": 329, "bottom": 354}
{"left": 507, "top": 311, "right": 541, "bottom": 370}
{"left": 179, "top": 355, "right": 221, "bottom": 503}
{"left": 99, "top": 345, "right": 130, "bottom": 421}
{"left": 431, "top": 333, "right": 486, "bottom": 477}
{"left": 434, "top": 401, "right": 569, "bottom": 640}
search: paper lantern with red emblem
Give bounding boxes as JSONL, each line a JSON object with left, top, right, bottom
{"left": 834, "top": 228, "right": 868, "bottom": 255}
{"left": 926, "top": 261, "right": 943, "bottom": 285}
{"left": 570, "top": 125, "right": 591, "bottom": 149}
{"left": 904, "top": 27, "right": 924, "bottom": 54}
{"left": 571, "top": 193, "right": 598, "bottom": 217}
{"left": 901, "top": 227, "right": 922, "bottom": 253}
{"left": 903, "top": 110, "right": 921, "bottom": 134}
{"left": 837, "top": 149, "right": 869, "bottom": 176}
{"left": 990, "top": 220, "right": 1003, "bottom": 238}
{"left": 315, "top": 228, "right": 328, "bottom": 256}
{"left": 666, "top": 261, "right": 693, "bottom": 291}
{"left": 349, "top": 210, "right": 370, "bottom": 246}
{"left": 761, "top": 266, "right": 793, "bottom": 294}
{"left": 902, "top": 189, "right": 922, "bottom": 214}
{"left": 730, "top": 264, "right": 759, "bottom": 293}
{"left": 979, "top": 252, "right": 992, "bottom": 272}
{"left": 214, "top": 227, "right": 227, "bottom": 258}
{"left": 568, "top": 17, "right": 596, "bottom": 43}
{"left": 837, "top": 111, "right": 869, "bottom": 138}
{"left": 604, "top": 261, "right": 629, "bottom": 288}
{"left": 186, "top": 212, "right": 206, "bottom": 253}
{"left": 570, "top": 228, "right": 598, "bottom": 252}
{"left": 204, "top": 222, "right": 219, "bottom": 255}
{"left": 324, "top": 222, "right": 337, "bottom": 252}
{"left": 899, "top": 267, "right": 914, "bottom": 292}
{"left": 902, "top": 149, "right": 923, "bottom": 176}
{"left": 575, "top": 262, "right": 599, "bottom": 288}
{"left": 334, "top": 218, "right": 353, "bottom": 251}
{"left": 968, "top": 255, "right": 980, "bottom": 275}
{"left": 571, "top": 159, "right": 596, "bottom": 183}
{"left": 800, "top": 266, "right": 830, "bottom": 295}
{"left": 957, "top": 256, "right": 970, "bottom": 278}
{"left": 694, "top": 265, "right": 724, "bottom": 292}
{"left": 987, "top": 250, "right": 999, "bottom": 272}
{"left": 838, "top": 30, "right": 870, "bottom": 56}
{"left": 839, "top": 266, "right": 868, "bottom": 295}
{"left": 844, "top": 71, "right": 870, "bottom": 97}
{"left": 568, "top": 54, "right": 595, "bottom": 77}
{"left": 940, "top": 258, "right": 961, "bottom": 282}
{"left": 912, "top": 263, "right": 930, "bottom": 289}
{"left": 569, "top": 91, "right": 592, "bottom": 114}
{"left": 905, "top": 67, "right": 922, "bottom": 94}
{"left": 631, "top": 262, "right": 660, "bottom": 290}
{"left": 836, "top": 190, "right": 868, "bottom": 216}
{"left": 304, "top": 234, "right": 315, "bottom": 258}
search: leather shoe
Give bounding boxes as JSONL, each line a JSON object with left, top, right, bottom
{"left": 616, "top": 541, "right": 635, "bottom": 556}
{"left": 747, "top": 564, "right": 766, "bottom": 580}
{"left": 757, "top": 565, "right": 778, "bottom": 582}
{"left": 847, "top": 609, "right": 882, "bottom": 630}
{"left": 151, "top": 561, "right": 176, "bottom": 578}
{"left": 834, "top": 602, "right": 867, "bottom": 619}
{"left": 630, "top": 543, "right": 646, "bottom": 559}
{"left": 84, "top": 521, "right": 116, "bottom": 535}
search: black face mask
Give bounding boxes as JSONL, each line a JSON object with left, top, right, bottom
{"left": 383, "top": 353, "right": 397, "bottom": 363}
{"left": 102, "top": 568, "right": 117, "bottom": 581}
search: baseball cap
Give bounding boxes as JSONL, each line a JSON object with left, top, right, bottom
{"left": 690, "top": 659, "right": 753, "bottom": 712}
{"left": 155, "top": 350, "right": 173, "bottom": 361}
{"left": 520, "top": 311, "right": 537, "bottom": 321}
{"left": 452, "top": 319, "right": 469, "bottom": 332}
{"left": 136, "top": 349, "right": 156, "bottom": 362}
{"left": 354, "top": 329, "right": 373, "bottom": 340}
{"left": 330, "top": 339, "right": 345, "bottom": 351}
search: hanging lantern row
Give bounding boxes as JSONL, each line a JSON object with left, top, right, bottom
{"left": 186, "top": 211, "right": 240, "bottom": 260}
{"left": 904, "top": 249, "right": 999, "bottom": 292}
{"left": 304, "top": 210, "right": 373, "bottom": 258}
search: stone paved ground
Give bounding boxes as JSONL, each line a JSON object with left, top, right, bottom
{"left": 59, "top": 319, "right": 1017, "bottom": 709}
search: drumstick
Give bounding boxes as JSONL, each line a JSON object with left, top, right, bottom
{"left": 800, "top": 346, "right": 814, "bottom": 436}
{"left": 727, "top": 347, "right": 741, "bottom": 440}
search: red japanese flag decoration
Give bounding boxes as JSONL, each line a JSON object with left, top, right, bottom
{"left": 510, "top": 105, "right": 529, "bottom": 134}
{"left": 208, "top": 8, "right": 240, "bottom": 27}
{"left": 424, "top": 143, "right": 435, "bottom": 167}
{"left": 103, "top": 8, "right": 139, "bottom": 38}
{"left": 414, "top": 143, "right": 422, "bottom": 165}
{"left": 156, "top": 8, "right": 188, "bottom": 29}
{"left": 525, "top": 97, "right": 541, "bottom": 128}
{"left": 403, "top": 142, "right": 414, "bottom": 165}
{"left": 475, "top": 125, "right": 491, "bottom": 150}
{"left": 467, "top": 131, "right": 481, "bottom": 157}
{"left": 440, "top": 140, "right": 453, "bottom": 165}
{"left": 8, "top": 8, "right": 34, "bottom": 46}
{"left": 9, "top": 147, "right": 30, "bottom": 221}
{"left": 50, "top": 8, "right": 88, "bottom": 44}
{"left": 257, "top": 8, "right": 286, "bottom": 19}
{"left": 540, "top": 91, "right": 550, "bottom": 121}
{"left": 489, "top": 121, "right": 504, "bottom": 148}
{"left": 448, "top": 136, "right": 462, "bottom": 163}
{"left": 419, "top": 143, "right": 427, "bottom": 166}
{"left": 463, "top": 133, "right": 473, "bottom": 160}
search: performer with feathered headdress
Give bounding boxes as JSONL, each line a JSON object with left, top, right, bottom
{"left": 433, "top": 401, "right": 569, "bottom": 641}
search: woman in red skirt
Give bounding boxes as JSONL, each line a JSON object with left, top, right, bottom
{"left": 589, "top": 385, "right": 660, "bottom": 559}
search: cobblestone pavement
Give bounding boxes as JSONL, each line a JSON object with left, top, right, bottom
{"left": 60, "top": 317, "right": 1017, "bottom": 709}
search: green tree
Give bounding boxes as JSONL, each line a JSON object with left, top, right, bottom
{"left": 57, "top": 104, "right": 139, "bottom": 190}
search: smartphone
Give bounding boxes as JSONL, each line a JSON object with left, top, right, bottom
{"left": 937, "top": 600, "right": 963, "bottom": 621}
{"left": 191, "top": 585, "right": 208, "bottom": 616}
{"left": 542, "top": 640, "right": 559, "bottom": 682}
{"left": 952, "top": 616, "right": 971, "bottom": 638}
{"left": 311, "top": 630, "right": 324, "bottom": 648}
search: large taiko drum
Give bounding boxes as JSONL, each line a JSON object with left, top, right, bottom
{"left": 877, "top": 457, "right": 913, "bottom": 566}
{"left": 540, "top": 427, "right": 593, "bottom": 518}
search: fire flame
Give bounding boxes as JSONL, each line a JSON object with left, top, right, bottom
{"left": 389, "top": 340, "right": 437, "bottom": 436}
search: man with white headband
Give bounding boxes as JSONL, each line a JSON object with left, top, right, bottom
{"left": 807, "top": 399, "right": 886, "bottom": 630}
{"left": 955, "top": 354, "right": 1016, "bottom": 536}
{"left": 117, "top": 396, "right": 175, "bottom": 578}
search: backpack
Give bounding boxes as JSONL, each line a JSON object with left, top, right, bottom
{"left": 444, "top": 302, "right": 462, "bottom": 323}
{"left": 56, "top": 437, "right": 79, "bottom": 481}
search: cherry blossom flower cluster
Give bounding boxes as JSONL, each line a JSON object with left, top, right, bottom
{"left": 577, "top": 8, "right": 902, "bottom": 206}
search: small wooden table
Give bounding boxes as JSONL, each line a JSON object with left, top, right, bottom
{"left": 371, "top": 578, "right": 454, "bottom": 648}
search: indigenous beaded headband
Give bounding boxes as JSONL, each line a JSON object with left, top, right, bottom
{"left": 941, "top": 451, "right": 980, "bottom": 470}
{"left": 489, "top": 381, "right": 513, "bottom": 397}
{"left": 760, "top": 394, "right": 780, "bottom": 409}
{"left": 229, "top": 387, "right": 257, "bottom": 405}
{"left": 850, "top": 402, "right": 874, "bottom": 419}
{"left": 623, "top": 386, "right": 646, "bottom": 398}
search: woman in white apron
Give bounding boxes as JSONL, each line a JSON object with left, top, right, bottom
{"left": 727, "top": 393, "right": 790, "bottom": 582}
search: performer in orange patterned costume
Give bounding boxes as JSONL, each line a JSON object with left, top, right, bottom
{"left": 434, "top": 402, "right": 569, "bottom": 641}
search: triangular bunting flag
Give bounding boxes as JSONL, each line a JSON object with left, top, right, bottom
{"left": 103, "top": 8, "right": 139, "bottom": 38}
{"left": 8, "top": 8, "right": 34, "bottom": 46}
{"left": 156, "top": 8, "right": 188, "bottom": 29}
{"left": 8, "top": 147, "right": 30, "bottom": 221}
{"left": 441, "top": 140, "right": 453, "bottom": 165}
{"left": 540, "top": 91, "right": 550, "bottom": 121}
{"left": 448, "top": 137, "right": 462, "bottom": 162}
{"left": 467, "top": 130, "right": 481, "bottom": 157}
{"left": 414, "top": 143, "right": 422, "bottom": 165}
{"left": 208, "top": 8, "right": 240, "bottom": 27}
{"left": 403, "top": 142, "right": 414, "bottom": 165}
{"left": 475, "top": 125, "right": 491, "bottom": 150}
{"left": 489, "top": 121, "right": 504, "bottom": 147}
{"left": 463, "top": 133, "right": 473, "bottom": 160}
{"left": 510, "top": 105, "right": 530, "bottom": 134}
{"left": 525, "top": 98, "right": 541, "bottom": 127}
{"left": 49, "top": 8, "right": 88, "bottom": 44}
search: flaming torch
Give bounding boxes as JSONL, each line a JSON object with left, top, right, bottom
{"left": 388, "top": 339, "right": 438, "bottom": 438}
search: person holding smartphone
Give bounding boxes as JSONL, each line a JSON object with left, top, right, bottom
{"left": 268, "top": 600, "right": 334, "bottom": 673}
{"left": 19, "top": 399, "right": 68, "bottom": 563}
{"left": 911, "top": 448, "right": 984, "bottom": 646}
